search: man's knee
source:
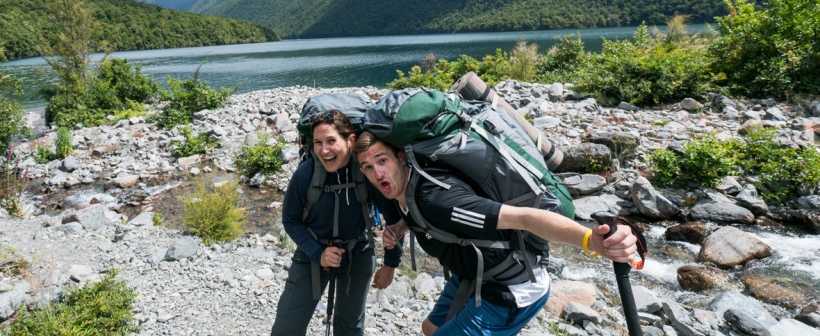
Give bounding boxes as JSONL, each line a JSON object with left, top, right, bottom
{"left": 422, "top": 318, "right": 437, "bottom": 336}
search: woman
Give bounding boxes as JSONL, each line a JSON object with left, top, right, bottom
{"left": 271, "top": 110, "right": 401, "bottom": 336}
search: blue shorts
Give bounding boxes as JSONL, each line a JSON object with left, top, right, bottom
{"left": 427, "top": 275, "right": 550, "bottom": 336}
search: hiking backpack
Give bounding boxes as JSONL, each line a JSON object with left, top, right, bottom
{"left": 297, "top": 92, "right": 379, "bottom": 300}
{"left": 364, "top": 87, "right": 575, "bottom": 311}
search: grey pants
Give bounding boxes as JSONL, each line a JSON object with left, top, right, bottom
{"left": 271, "top": 248, "right": 375, "bottom": 336}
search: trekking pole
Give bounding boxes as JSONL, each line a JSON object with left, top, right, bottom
{"left": 324, "top": 241, "right": 337, "bottom": 336}
{"left": 590, "top": 211, "right": 643, "bottom": 336}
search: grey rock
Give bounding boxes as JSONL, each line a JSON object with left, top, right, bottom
{"left": 630, "top": 177, "right": 679, "bottom": 219}
{"left": 698, "top": 226, "right": 772, "bottom": 268}
{"left": 572, "top": 194, "right": 631, "bottom": 220}
{"left": 60, "top": 156, "right": 80, "bottom": 172}
{"left": 0, "top": 281, "right": 32, "bottom": 321}
{"left": 555, "top": 143, "right": 611, "bottom": 173}
{"left": 632, "top": 285, "right": 662, "bottom": 313}
{"left": 768, "top": 319, "right": 820, "bottom": 336}
{"left": 177, "top": 155, "right": 201, "bottom": 167}
{"left": 736, "top": 184, "right": 769, "bottom": 216}
{"left": 587, "top": 131, "right": 641, "bottom": 155}
{"left": 661, "top": 299, "right": 704, "bottom": 336}
{"left": 715, "top": 176, "right": 743, "bottom": 195}
{"left": 689, "top": 201, "right": 754, "bottom": 225}
{"left": 274, "top": 113, "right": 293, "bottom": 132}
{"left": 74, "top": 204, "right": 112, "bottom": 230}
{"left": 561, "top": 301, "right": 602, "bottom": 324}
{"left": 165, "top": 236, "right": 198, "bottom": 261}
{"left": 681, "top": 98, "right": 701, "bottom": 111}
{"left": 723, "top": 308, "right": 771, "bottom": 336}
{"left": 764, "top": 107, "right": 787, "bottom": 121}
{"left": 642, "top": 326, "right": 664, "bottom": 336}
{"left": 128, "top": 212, "right": 155, "bottom": 226}
{"left": 55, "top": 222, "right": 85, "bottom": 235}
{"left": 563, "top": 174, "right": 607, "bottom": 195}
{"left": 707, "top": 292, "right": 777, "bottom": 326}
{"left": 617, "top": 102, "right": 640, "bottom": 111}
{"left": 111, "top": 174, "right": 139, "bottom": 189}
{"left": 248, "top": 173, "right": 265, "bottom": 187}
{"left": 244, "top": 132, "right": 260, "bottom": 147}
{"left": 532, "top": 116, "right": 561, "bottom": 129}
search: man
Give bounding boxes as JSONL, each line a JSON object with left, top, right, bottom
{"left": 353, "top": 131, "right": 638, "bottom": 336}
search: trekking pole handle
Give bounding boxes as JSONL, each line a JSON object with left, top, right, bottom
{"left": 590, "top": 211, "right": 631, "bottom": 276}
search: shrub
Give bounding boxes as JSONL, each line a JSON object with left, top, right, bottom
{"left": 171, "top": 126, "right": 217, "bottom": 158}
{"left": 0, "top": 73, "right": 30, "bottom": 154}
{"left": 154, "top": 63, "right": 236, "bottom": 129}
{"left": 5, "top": 269, "right": 139, "bottom": 335}
{"left": 649, "top": 133, "right": 739, "bottom": 188}
{"left": 510, "top": 41, "right": 540, "bottom": 82}
{"left": 709, "top": 0, "right": 820, "bottom": 98}
{"left": 43, "top": 57, "right": 159, "bottom": 128}
{"left": 181, "top": 177, "right": 245, "bottom": 245}
{"left": 535, "top": 34, "right": 588, "bottom": 84}
{"left": 55, "top": 127, "right": 73, "bottom": 159}
{"left": 233, "top": 134, "right": 287, "bottom": 177}
{"left": 388, "top": 49, "right": 512, "bottom": 90}
{"left": 1, "top": 148, "right": 29, "bottom": 217}
{"left": 34, "top": 144, "right": 54, "bottom": 164}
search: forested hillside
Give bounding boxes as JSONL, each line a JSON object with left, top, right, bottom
{"left": 0, "top": 0, "right": 279, "bottom": 62}
{"left": 136, "top": 0, "right": 730, "bottom": 38}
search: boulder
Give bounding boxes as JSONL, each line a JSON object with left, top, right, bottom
{"left": 127, "top": 212, "right": 154, "bottom": 226}
{"left": 586, "top": 131, "right": 640, "bottom": 155}
{"left": 742, "top": 273, "right": 809, "bottom": 309}
{"left": 736, "top": 184, "right": 769, "bottom": 216}
{"left": 676, "top": 265, "right": 735, "bottom": 292}
{"left": 680, "top": 98, "right": 701, "bottom": 112}
{"left": 796, "top": 303, "right": 820, "bottom": 328}
{"left": 723, "top": 309, "right": 771, "bottom": 336}
{"left": 665, "top": 222, "right": 709, "bottom": 245}
{"left": 697, "top": 226, "right": 772, "bottom": 268}
{"left": 632, "top": 285, "right": 662, "bottom": 314}
{"left": 561, "top": 301, "right": 602, "bottom": 324}
{"left": 630, "top": 177, "right": 679, "bottom": 219}
{"left": 110, "top": 174, "right": 139, "bottom": 189}
{"left": 165, "top": 236, "right": 199, "bottom": 261}
{"left": 71, "top": 204, "right": 113, "bottom": 230}
{"left": 768, "top": 319, "right": 820, "bottom": 336}
{"left": 563, "top": 174, "right": 607, "bottom": 195}
{"left": 572, "top": 194, "right": 631, "bottom": 220}
{"left": 59, "top": 156, "right": 80, "bottom": 172}
{"left": 0, "top": 281, "right": 32, "bottom": 321}
{"left": 554, "top": 143, "right": 611, "bottom": 173}
{"left": 544, "top": 280, "right": 596, "bottom": 316}
{"left": 689, "top": 201, "right": 754, "bottom": 225}
{"left": 707, "top": 292, "right": 777, "bottom": 327}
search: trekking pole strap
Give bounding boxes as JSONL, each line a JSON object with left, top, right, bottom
{"left": 445, "top": 278, "right": 476, "bottom": 322}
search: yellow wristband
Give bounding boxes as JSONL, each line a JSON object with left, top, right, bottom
{"left": 583, "top": 229, "right": 599, "bottom": 258}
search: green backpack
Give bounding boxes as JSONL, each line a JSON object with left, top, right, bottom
{"left": 364, "top": 88, "right": 574, "bottom": 315}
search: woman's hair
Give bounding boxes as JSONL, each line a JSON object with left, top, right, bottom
{"left": 309, "top": 109, "right": 355, "bottom": 139}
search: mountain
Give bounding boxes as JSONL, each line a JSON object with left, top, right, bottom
{"left": 0, "top": 0, "right": 279, "bottom": 62}
{"left": 135, "top": 0, "right": 730, "bottom": 38}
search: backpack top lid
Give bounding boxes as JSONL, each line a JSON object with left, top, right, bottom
{"left": 297, "top": 92, "right": 372, "bottom": 139}
{"left": 364, "top": 88, "right": 462, "bottom": 147}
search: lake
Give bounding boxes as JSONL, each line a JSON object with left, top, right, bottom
{"left": 1, "top": 24, "right": 707, "bottom": 111}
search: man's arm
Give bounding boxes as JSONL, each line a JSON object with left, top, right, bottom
{"left": 497, "top": 205, "right": 637, "bottom": 263}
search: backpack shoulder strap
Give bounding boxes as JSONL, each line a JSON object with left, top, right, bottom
{"left": 302, "top": 151, "right": 327, "bottom": 222}
{"left": 350, "top": 160, "right": 376, "bottom": 245}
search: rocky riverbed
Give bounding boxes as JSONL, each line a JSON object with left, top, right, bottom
{"left": 1, "top": 82, "right": 819, "bottom": 335}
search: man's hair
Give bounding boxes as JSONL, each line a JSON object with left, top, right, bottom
{"left": 353, "top": 131, "right": 400, "bottom": 160}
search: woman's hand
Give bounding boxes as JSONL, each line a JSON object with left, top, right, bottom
{"left": 320, "top": 246, "right": 345, "bottom": 268}
{"left": 371, "top": 266, "right": 395, "bottom": 289}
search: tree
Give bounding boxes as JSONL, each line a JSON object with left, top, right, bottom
{"left": 0, "top": 72, "right": 30, "bottom": 154}
{"left": 41, "top": 0, "right": 98, "bottom": 86}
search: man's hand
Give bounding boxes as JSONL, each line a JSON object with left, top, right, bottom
{"left": 382, "top": 221, "right": 407, "bottom": 250}
{"left": 320, "top": 246, "right": 345, "bottom": 268}
{"left": 372, "top": 265, "right": 395, "bottom": 289}
{"left": 588, "top": 224, "right": 638, "bottom": 264}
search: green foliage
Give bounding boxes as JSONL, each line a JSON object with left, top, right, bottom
{"left": 388, "top": 49, "right": 512, "bottom": 90}
{"left": 5, "top": 269, "right": 139, "bottom": 335}
{"left": 34, "top": 144, "right": 55, "bottom": 164}
{"left": 650, "top": 133, "right": 739, "bottom": 188}
{"left": 649, "top": 128, "right": 820, "bottom": 200}
{"left": 2, "top": 149, "right": 29, "bottom": 218}
{"left": 152, "top": 212, "right": 164, "bottom": 228}
{"left": 43, "top": 57, "right": 159, "bottom": 128}
{"left": 170, "top": 126, "right": 216, "bottom": 158}
{"left": 154, "top": 64, "right": 236, "bottom": 129}
{"left": 233, "top": 134, "right": 286, "bottom": 177}
{"left": 539, "top": 21, "right": 721, "bottom": 106}
{"left": 0, "top": 0, "right": 278, "bottom": 62}
{"left": 111, "top": 99, "right": 147, "bottom": 122}
{"left": 733, "top": 127, "right": 820, "bottom": 200}
{"left": 181, "top": 177, "right": 245, "bottom": 245}
{"left": 510, "top": 41, "right": 541, "bottom": 82}
{"left": 0, "top": 73, "right": 30, "bottom": 155}
{"left": 55, "top": 127, "right": 74, "bottom": 159}
{"left": 709, "top": 0, "right": 820, "bottom": 98}
{"left": 42, "top": 0, "right": 96, "bottom": 87}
